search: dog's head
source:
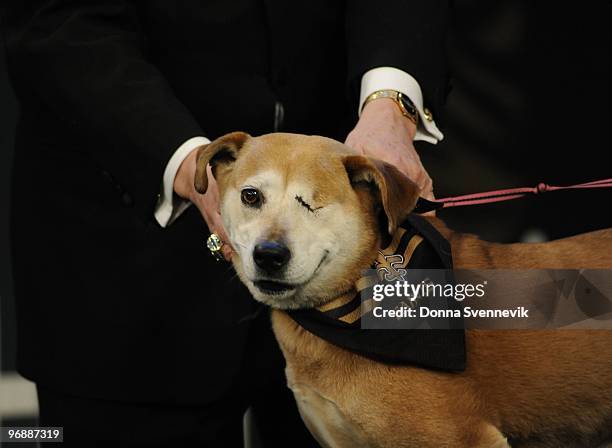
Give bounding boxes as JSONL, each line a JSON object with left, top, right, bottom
{"left": 195, "top": 132, "right": 420, "bottom": 309}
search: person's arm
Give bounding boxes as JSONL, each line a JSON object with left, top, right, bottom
{"left": 346, "top": 0, "right": 451, "bottom": 121}
{"left": 344, "top": 0, "right": 451, "bottom": 200}
{"left": 2, "top": 1, "right": 205, "bottom": 221}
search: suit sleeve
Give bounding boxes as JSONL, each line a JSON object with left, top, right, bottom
{"left": 345, "top": 0, "right": 451, "bottom": 120}
{"left": 1, "top": 1, "right": 204, "bottom": 219}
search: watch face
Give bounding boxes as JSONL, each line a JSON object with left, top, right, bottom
{"left": 399, "top": 94, "right": 417, "bottom": 116}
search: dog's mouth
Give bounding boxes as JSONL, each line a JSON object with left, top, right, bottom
{"left": 250, "top": 251, "right": 330, "bottom": 297}
{"left": 253, "top": 280, "right": 298, "bottom": 295}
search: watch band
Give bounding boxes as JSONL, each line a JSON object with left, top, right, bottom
{"left": 362, "top": 90, "right": 419, "bottom": 126}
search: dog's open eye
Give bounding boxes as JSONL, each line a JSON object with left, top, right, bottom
{"left": 241, "top": 188, "right": 262, "bottom": 207}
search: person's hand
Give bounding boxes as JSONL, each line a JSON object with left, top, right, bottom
{"left": 345, "top": 98, "right": 434, "bottom": 201}
{"left": 174, "top": 148, "right": 233, "bottom": 261}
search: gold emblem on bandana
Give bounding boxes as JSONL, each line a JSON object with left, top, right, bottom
{"left": 375, "top": 234, "right": 424, "bottom": 281}
{"left": 376, "top": 254, "right": 407, "bottom": 281}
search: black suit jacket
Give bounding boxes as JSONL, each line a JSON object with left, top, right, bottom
{"left": 1, "top": 0, "right": 450, "bottom": 404}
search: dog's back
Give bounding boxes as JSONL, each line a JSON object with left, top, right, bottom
{"left": 435, "top": 221, "right": 612, "bottom": 269}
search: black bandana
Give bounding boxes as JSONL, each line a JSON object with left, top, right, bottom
{"left": 286, "top": 214, "right": 466, "bottom": 372}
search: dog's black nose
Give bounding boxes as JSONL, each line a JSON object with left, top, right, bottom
{"left": 253, "top": 241, "right": 291, "bottom": 273}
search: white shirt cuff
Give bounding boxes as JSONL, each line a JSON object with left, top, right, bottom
{"left": 154, "top": 136, "right": 211, "bottom": 227}
{"left": 359, "top": 67, "right": 444, "bottom": 144}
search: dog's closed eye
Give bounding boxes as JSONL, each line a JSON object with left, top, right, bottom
{"left": 295, "top": 195, "right": 322, "bottom": 213}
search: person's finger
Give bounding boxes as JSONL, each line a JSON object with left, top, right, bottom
{"left": 348, "top": 141, "right": 367, "bottom": 156}
{"left": 420, "top": 178, "right": 435, "bottom": 201}
{"left": 208, "top": 213, "right": 234, "bottom": 261}
{"left": 198, "top": 206, "right": 215, "bottom": 234}
{"left": 206, "top": 167, "right": 222, "bottom": 214}
{"left": 221, "top": 245, "right": 233, "bottom": 261}
{"left": 197, "top": 200, "right": 216, "bottom": 233}
{"left": 203, "top": 216, "right": 233, "bottom": 262}
{"left": 215, "top": 232, "right": 233, "bottom": 260}
{"left": 214, "top": 220, "right": 232, "bottom": 250}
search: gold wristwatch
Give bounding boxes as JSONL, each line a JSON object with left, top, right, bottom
{"left": 362, "top": 90, "right": 419, "bottom": 126}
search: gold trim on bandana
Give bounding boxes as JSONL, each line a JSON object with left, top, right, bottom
{"left": 317, "top": 294, "right": 356, "bottom": 312}
{"left": 400, "top": 235, "right": 424, "bottom": 268}
{"left": 379, "top": 227, "right": 407, "bottom": 256}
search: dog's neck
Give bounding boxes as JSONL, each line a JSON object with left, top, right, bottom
{"left": 314, "top": 287, "right": 358, "bottom": 312}
{"left": 311, "top": 216, "right": 450, "bottom": 315}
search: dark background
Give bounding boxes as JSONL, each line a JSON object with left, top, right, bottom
{"left": 1, "top": 26, "right": 17, "bottom": 373}
{"left": 1, "top": 0, "right": 611, "bottom": 430}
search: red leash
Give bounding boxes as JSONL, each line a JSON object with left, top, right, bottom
{"left": 414, "top": 178, "right": 612, "bottom": 214}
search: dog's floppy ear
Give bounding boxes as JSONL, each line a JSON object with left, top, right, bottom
{"left": 194, "top": 131, "right": 250, "bottom": 193}
{"left": 342, "top": 155, "right": 420, "bottom": 235}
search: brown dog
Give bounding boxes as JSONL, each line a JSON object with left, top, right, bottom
{"left": 195, "top": 132, "right": 612, "bottom": 447}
